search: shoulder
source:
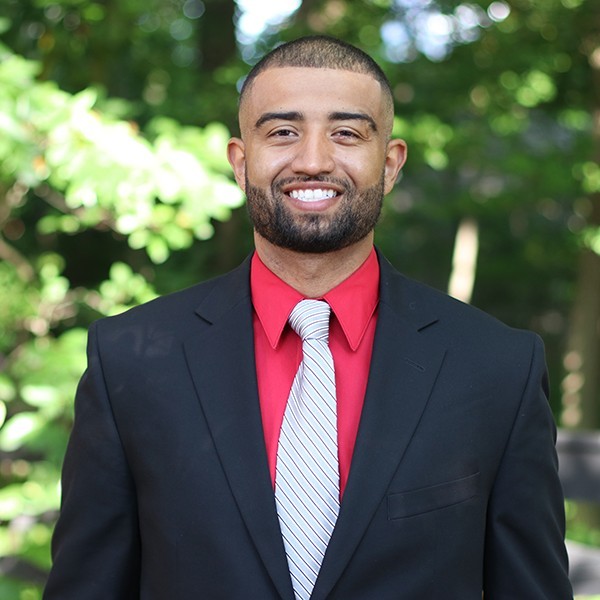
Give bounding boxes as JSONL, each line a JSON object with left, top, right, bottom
{"left": 91, "top": 257, "right": 252, "bottom": 344}
{"left": 378, "top": 253, "right": 542, "bottom": 364}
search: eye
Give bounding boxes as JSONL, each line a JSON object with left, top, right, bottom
{"left": 333, "top": 128, "right": 361, "bottom": 140}
{"left": 271, "top": 128, "right": 297, "bottom": 138}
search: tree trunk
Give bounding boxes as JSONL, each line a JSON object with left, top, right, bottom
{"left": 561, "top": 198, "right": 600, "bottom": 430}
{"left": 199, "top": 0, "right": 237, "bottom": 71}
{"left": 560, "top": 44, "right": 600, "bottom": 431}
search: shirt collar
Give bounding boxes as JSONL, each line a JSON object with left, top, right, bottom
{"left": 251, "top": 248, "right": 380, "bottom": 351}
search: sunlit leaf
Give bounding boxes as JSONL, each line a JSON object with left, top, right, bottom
{"left": 0, "top": 374, "right": 16, "bottom": 403}
{"left": 21, "top": 385, "right": 61, "bottom": 409}
{"left": 0, "top": 413, "right": 44, "bottom": 452}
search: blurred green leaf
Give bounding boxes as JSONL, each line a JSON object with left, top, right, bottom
{"left": 0, "top": 413, "right": 44, "bottom": 452}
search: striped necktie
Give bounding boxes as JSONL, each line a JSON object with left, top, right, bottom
{"left": 275, "top": 299, "right": 340, "bottom": 600}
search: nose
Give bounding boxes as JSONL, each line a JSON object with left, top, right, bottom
{"left": 290, "top": 132, "right": 335, "bottom": 176}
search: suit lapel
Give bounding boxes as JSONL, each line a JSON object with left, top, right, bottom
{"left": 182, "top": 260, "right": 294, "bottom": 600}
{"left": 313, "top": 255, "right": 447, "bottom": 599}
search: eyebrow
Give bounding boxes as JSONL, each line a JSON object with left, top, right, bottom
{"left": 254, "top": 111, "right": 378, "bottom": 132}
{"left": 330, "top": 111, "right": 378, "bottom": 132}
{"left": 255, "top": 111, "right": 302, "bottom": 129}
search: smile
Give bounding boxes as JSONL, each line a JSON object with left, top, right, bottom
{"left": 288, "top": 189, "right": 339, "bottom": 202}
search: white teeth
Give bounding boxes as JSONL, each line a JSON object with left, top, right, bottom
{"left": 290, "top": 188, "right": 337, "bottom": 202}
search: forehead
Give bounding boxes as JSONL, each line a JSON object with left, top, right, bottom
{"left": 239, "top": 67, "right": 388, "bottom": 131}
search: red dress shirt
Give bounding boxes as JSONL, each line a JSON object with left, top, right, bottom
{"left": 251, "top": 248, "right": 379, "bottom": 497}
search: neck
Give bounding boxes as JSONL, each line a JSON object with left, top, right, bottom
{"left": 254, "top": 232, "right": 374, "bottom": 298}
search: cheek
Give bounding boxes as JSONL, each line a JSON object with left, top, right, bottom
{"left": 245, "top": 148, "right": 290, "bottom": 183}
{"left": 341, "top": 158, "right": 385, "bottom": 188}
{"left": 336, "top": 145, "right": 387, "bottom": 176}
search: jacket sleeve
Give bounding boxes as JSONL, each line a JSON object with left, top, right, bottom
{"left": 44, "top": 322, "right": 140, "bottom": 599}
{"left": 483, "top": 334, "right": 572, "bottom": 599}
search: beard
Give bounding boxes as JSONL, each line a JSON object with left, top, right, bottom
{"left": 245, "top": 173, "right": 385, "bottom": 253}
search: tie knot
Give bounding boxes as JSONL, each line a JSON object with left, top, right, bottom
{"left": 289, "top": 299, "right": 331, "bottom": 342}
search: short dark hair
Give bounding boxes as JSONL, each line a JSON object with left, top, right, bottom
{"left": 240, "top": 36, "right": 393, "bottom": 110}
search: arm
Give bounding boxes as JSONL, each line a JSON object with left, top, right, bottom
{"left": 483, "top": 335, "right": 572, "bottom": 599}
{"left": 44, "top": 322, "right": 140, "bottom": 599}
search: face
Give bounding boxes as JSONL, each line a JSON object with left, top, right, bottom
{"left": 227, "top": 66, "right": 407, "bottom": 254}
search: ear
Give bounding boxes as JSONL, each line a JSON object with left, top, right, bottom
{"left": 383, "top": 138, "right": 407, "bottom": 195}
{"left": 227, "top": 137, "right": 246, "bottom": 192}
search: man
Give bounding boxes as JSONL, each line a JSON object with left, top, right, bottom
{"left": 44, "top": 36, "right": 572, "bottom": 599}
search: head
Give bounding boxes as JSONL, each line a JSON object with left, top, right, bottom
{"left": 228, "top": 36, "right": 407, "bottom": 255}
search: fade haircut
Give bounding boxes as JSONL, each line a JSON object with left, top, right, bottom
{"left": 239, "top": 36, "right": 394, "bottom": 123}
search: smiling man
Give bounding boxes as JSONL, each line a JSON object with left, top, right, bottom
{"left": 44, "top": 36, "right": 572, "bottom": 599}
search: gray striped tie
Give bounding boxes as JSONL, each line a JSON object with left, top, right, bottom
{"left": 275, "top": 299, "right": 340, "bottom": 600}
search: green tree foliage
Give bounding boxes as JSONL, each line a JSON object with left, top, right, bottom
{"left": 0, "top": 0, "right": 599, "bottom": 595}
{"left": 0, "top": 20, "right": 242, "bottom": 592}
{"left": 1, "top": 0, "right": 242, "bottom": 127}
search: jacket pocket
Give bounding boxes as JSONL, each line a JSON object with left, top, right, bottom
{"left": 388, "top": 471, "right": 480, "bottom": 520}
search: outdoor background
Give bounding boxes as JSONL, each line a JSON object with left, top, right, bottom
{"left": 0, "top": 0, "right": 599, "bottom": 597}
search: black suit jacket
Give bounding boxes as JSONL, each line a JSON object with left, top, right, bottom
{"left": 44, "top": 253, "right": 572, "bottom": 599}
